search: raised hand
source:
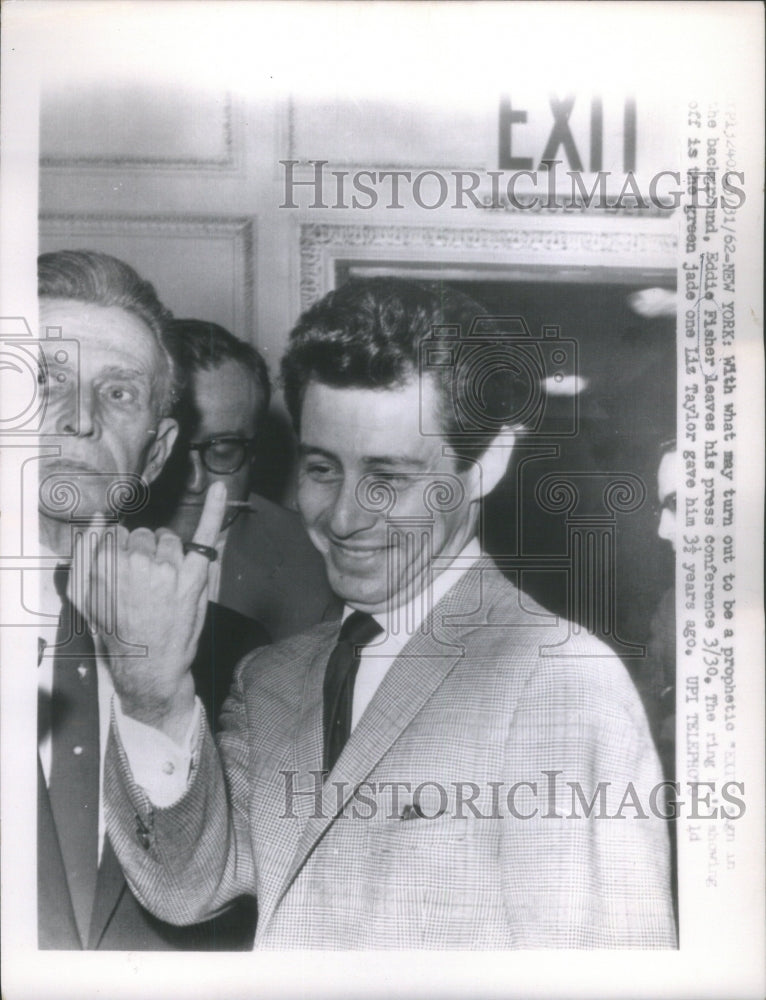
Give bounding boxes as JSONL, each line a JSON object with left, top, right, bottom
{"left": 72, "top": 481, "right": 227, "bottom": 741}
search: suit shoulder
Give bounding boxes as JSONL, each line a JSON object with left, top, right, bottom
{"left": 475, "top": 570, "right": 647, "bottom": 723}
{"left": 514, "top": 629, "right": 652, "bottom": 744}
{"left": 235, "top": 619, "right": 338, "bottom": 685}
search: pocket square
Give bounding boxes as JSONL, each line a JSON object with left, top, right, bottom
{"left": 400, "top": 802, "right": 447, "bottom": 821}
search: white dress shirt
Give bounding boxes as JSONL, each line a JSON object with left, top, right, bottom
{"left": 350, "top": 537, "right": 481, "bottom": 726}
{"left": 115, "top": 538, "right": 482, "bottom": 806}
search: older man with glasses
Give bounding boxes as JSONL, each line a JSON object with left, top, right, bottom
{"left": 145, "top": 319, "right": 337, "bottom": 642}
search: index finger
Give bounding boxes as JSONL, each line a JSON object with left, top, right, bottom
{"left": 190, "top": 480, "right": 228, "bottom": 551}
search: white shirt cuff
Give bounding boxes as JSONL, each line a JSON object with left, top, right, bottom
{"left": 112, "top": 696, "right": 202, "bottom": 807}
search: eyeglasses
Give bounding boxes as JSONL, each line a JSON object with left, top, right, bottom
{"left": 189, "top": 436, "right": 256, "bottom": 475}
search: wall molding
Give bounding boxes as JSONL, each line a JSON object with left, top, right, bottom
{"left": 299, "top": 221, "right": 677, "bottom": 308}
{"left": 40, "top": 93, "right": 237, "bottom": 172}
{"left": 40, "top": 213, "right": 256, "bottom": 334}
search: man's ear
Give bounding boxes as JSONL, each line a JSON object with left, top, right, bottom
{"left": 142, "top": 417, "right": 179, "bottom": 485}
{"left": 465, "top": 429, "right": 515, "bottom": 502}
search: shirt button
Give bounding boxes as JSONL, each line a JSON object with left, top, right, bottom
{"left": 73, "top": 745, "right": 84, "bottom": 755}
{"left": 162, "top": 760, "right": 176, "bottom": 775}
{"left": 77, "top": 664, "right": 88, "bottom": 679}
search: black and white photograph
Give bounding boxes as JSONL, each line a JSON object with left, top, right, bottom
{"left": 0, "top": 3, "right": 763, "bottom": 998}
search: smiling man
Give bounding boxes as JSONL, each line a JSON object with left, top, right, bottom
{"left": 102, "top": 277, "right": 676, "bottom": 948}
{"left": 297, "top": 377, "right": 479, "bottom": 611}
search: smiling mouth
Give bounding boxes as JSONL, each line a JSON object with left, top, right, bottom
{"left": 331, "top": 540, "right": 390, "bottom": 559}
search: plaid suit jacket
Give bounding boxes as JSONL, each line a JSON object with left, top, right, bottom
{"left": 106, "top": 560, "right": 676, "bottom": 949}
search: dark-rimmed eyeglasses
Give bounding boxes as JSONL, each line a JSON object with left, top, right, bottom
{"left": 189, "top": 437, "right": 256, "bottom": 475}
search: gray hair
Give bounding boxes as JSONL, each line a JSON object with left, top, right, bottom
{"left": 38, "top": 249, "right": 181, "bottom": 415}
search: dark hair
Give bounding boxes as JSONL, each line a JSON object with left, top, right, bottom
{"left": 166, "top": 318, "right": 271, "bottom": 419}
{"left": 38, "top": 249, "right": 179, "bottom": 415}
{"left": 281, "top": 278, "right": 524, "bottom": 466}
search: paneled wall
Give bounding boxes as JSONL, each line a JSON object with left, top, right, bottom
{"left": 40, "top": 85, "right": 677, "bottom": 384}
{"left": 39, "top": 85, "right": 678, "bottom": 652}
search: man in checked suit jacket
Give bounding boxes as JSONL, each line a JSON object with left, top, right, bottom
{"left": 100, "top": 278, "right": 677, "bottom": 948}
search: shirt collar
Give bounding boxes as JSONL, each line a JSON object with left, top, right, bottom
{"left": 341, "top": 537, "right": 482, "bottom": 640}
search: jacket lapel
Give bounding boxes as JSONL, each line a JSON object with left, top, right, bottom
{"left": 271, "top": 563, "right": 500, "bottom": 913}
{"left": 277, "top": 624, "right": 335, "bottom": 831}
{"left": 39, "top": 753, "right": 131, "bottom": 950}
{"left": 37, "top": 756, "right": 82, "bottom": 949}
{"left": 87, "top": 835, "right": 128, "bottom": 949}
{"left": 252, "top": 625, "right": 335, "bottom": 930}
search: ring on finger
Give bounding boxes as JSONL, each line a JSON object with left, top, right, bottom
{"left": 183, "top": 541, "right": 218, "bottom": 562}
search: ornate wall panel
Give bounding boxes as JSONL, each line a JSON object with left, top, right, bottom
{"left": 39, "top": 214, "right": 255, "bottom": 340}
{"left": 40, "top": 87, "right": 238, "bottom": 171}
{"left": 299, "top": 221, "right": 677, "bottom": 309}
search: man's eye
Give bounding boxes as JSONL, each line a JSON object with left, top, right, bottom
{"left": 103, "top": 385, "right": 136, "bottom": 404}
{"left": 208, "top": 441, "right": 242, "bottom": 461}
{"left": 304, "top": 462, "right": 339, "bottom": 481}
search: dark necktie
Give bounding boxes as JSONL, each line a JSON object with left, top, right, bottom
{"left": 46, "top": 567, "right": 100, "bottom": 946}
{"left": 323, "top": 611, "right": 383, "bottom": 773}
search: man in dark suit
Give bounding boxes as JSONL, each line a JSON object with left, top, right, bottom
{"left": 37, "top": 250, "right": 265, "bottom": 949}
{"left": 98, "top": 278, "right": 675, "bottom": 948}
{"left": 145, "top": 318, "right": 337, "bottom": 641}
